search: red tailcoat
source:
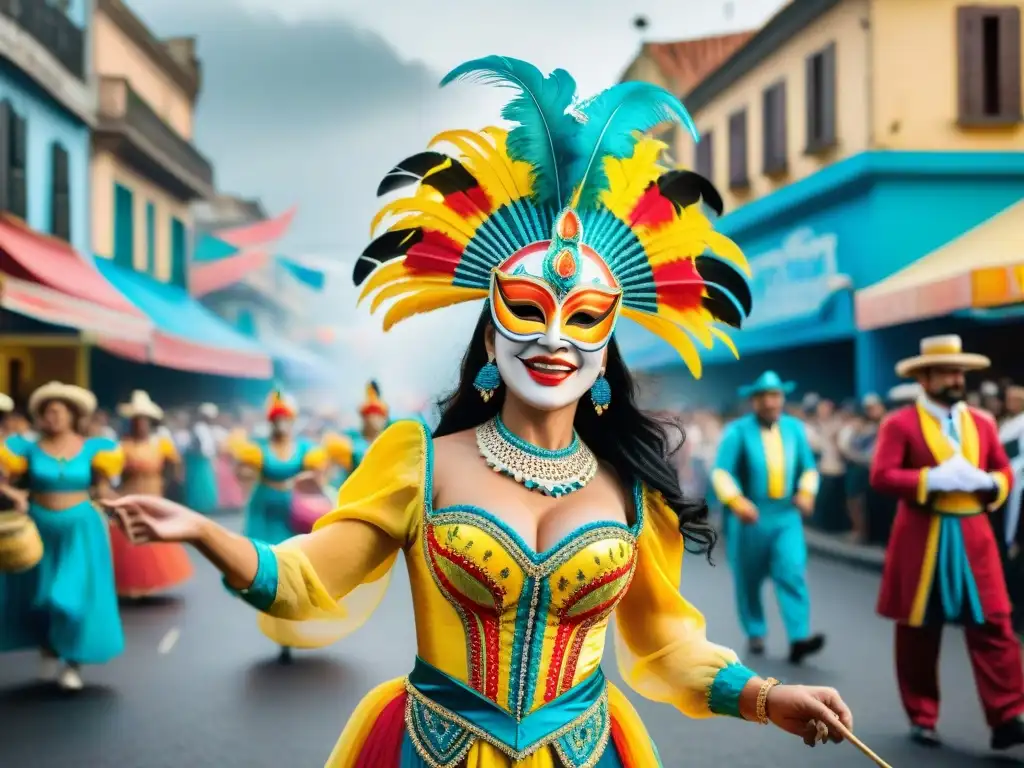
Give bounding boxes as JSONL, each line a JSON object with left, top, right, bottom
{"left": 871, "top": 404, "right": 1014, "bottom": 625}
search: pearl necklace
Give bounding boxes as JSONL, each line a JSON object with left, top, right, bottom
{"left": 475, "top": 416, "right": 598, "bottom": 498}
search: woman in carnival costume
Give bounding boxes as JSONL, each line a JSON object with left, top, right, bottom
{"left": 107, "top": 58, "right": 854, "bottom": 765}
{"left": 232, "top": 390, "right": 348, "bottom": 662}
{"left": 183, "top": 403, "right": 222, "bottom": 515}
{"left": 0, "top": 381, "right": 124, "bottom": 691}
{"left": 109, "top": 390, "right": 193, "bottom": 598}
{"left": 324, "top": 381, "right": 391, "bottom": 483}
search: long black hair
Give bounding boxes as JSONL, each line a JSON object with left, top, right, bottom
{"left": 433, "top": 306, "right": 716, "bottom": 560}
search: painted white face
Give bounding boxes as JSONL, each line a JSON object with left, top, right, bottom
{"left": 493, "top": 332, "right": 605, "bottom": 413}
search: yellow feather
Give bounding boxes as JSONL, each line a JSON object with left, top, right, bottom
{"left": 480, "top": 127, "right": 533, "bottom": 198}
{"left": 655, "top": 306, "right": 713, "bottom": 347}
{"left": 357, "top": 261, "right": 413, "bottom": 305}
{"left": 600, "top": 138, "right": 667, "bottom": 220}
{"left": 368, "top": 276, "right": 455, "bottom": 313}
{"left": 370, "top": 198, "right": 476, "bottom": 243}
{"left": 621, "top": 307, "right": 702, "bottom": 378}
{"left": 381, "top": 287, "right": 488, "bottom": 331}
{"left": 709, "top": 326, "right": 739, "bottom": 359}
{"left": 429, "top": 129, "right": 523, "bottom": 208}
{"left": 705, "top": 231, "right": 750, "bottom": 275}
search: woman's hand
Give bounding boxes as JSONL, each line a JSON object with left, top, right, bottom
{"left": 766, "top": 684, "right": 853, "bottom": 747}
{"left": 103, "top": 495, "right": 206, "bottom": 544}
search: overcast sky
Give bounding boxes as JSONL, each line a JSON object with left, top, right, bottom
{"left": 129, "top": 0, "right": 786, "bottom": 409}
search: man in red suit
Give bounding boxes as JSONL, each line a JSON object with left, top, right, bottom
{"left": 871, "top": 335, "right": 1024, "bottom": 750}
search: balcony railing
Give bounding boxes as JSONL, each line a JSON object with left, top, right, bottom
{"left": 0, "top": 0, "right": 85, "bottom": 80}
{"left": 97, "top": 77, "right": 214, "bottom": 199}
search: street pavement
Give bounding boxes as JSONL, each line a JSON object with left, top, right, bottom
{"left": 0, "top": 515, "right": 1019, "bottom": 768}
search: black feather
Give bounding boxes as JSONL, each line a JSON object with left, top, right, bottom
{"left": 352, "top": 229, "right": 423, "bottom": 286}
{"left": 376, "top": 152, "right": 449, "bottom": 196}
{"left": 702, "top": 287, "right": 744, "bottom": 328}
{"left": 423, "top": 157, "right": 480, "bottom": 197}
{"left": 657, "top": 171, "right": 725, "bottom": 216}
{"left": 695, "top": 255, "right": 752, "bottom": 316}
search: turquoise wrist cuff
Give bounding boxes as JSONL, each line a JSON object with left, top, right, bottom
{"left": 708, "top": 662, "right": 758, "bottom": 718}
{"left": 223, "top": 538, "right": 278, "bottom": 612}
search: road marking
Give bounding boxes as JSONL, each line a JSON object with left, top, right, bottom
{"left": 158, "top": 627, "right": 180, "bottom": 655}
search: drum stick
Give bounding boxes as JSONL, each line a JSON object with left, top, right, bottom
{"left": 829, "top": 720, "right": 894, "bottom": 768}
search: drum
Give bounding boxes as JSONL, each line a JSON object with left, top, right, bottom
{"left": 289, "top": 492, "right": 332, "bottom": 535}
{"left": 0, "top": 511, "right": 43, "bottom": 573}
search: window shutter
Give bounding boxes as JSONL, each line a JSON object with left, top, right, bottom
{"left": 50, "top": 143, "right": 71, "bottom": 241}
{"left": 9, "top": 114, "right": 27, "bottom": 219}
{"left": 820, "top": 43, "right": 837, "bottom": 146}
{"left": 695, "top": 130, "right": 713, "bottom": 182}
{"left": 999, "top": 7, "right": 1022, "bottom": 120}
{"left": 728, "top": 110, "right": 748, "bottom": 188}
{"left": 0, "top": 101, "right": 10, "bottom": 213}
{"left": 763, "top": 82, "right": 788, "bottom": 174}
{"left": 805, "top": 53, "right": 817, "bottom": 145}
{"left": 958, "top": 7, "right": 985, "bottom": 122}
{"left": 51, "top": 143, "right": 69, "bottom": 192}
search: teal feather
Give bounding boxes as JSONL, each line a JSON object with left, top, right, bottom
{"left": 568, "top": 82, "right": 697, "bottom": 209}
{"left": 440, "top": 56, "right": 578, "bottom": 204}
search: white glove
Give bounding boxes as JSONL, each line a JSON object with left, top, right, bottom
{"left": 928, "top": 455, "right": 995, "bottom": 493}
{"left": 958, "top": 465, "right": 996, "bottom": 493}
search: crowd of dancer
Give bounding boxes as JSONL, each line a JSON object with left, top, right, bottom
{"left": 0, "top": 379, "right": 393, "bottom": 689}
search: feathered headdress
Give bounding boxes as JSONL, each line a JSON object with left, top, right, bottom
{"left": 265, "top": 389, "right": 297, "bottom": 422}
{"left": 359, "top": 380, "right": 389, "bottom": 418}
{"left": 354, "top": 56, "right": 752, "bottom": 376}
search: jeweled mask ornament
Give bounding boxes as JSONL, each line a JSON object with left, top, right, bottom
{"left": 352, "top": 55, "right": 755, "bottom": 407}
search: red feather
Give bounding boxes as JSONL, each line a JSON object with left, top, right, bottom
{"left": 405, "top": 230, "right": 463, "bottom": 276}
{"left": 444, "top": 186, "right": 491, "bottom": 218}
{"left": 653, "top": 260, "right": 704, "bottom": 311}
{"left": 628, "top": 184, "right": 675, "bottom": 228}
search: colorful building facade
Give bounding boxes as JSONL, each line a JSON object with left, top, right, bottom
{"left": 621, "top": 0, "right": 1024, "bottom": 407}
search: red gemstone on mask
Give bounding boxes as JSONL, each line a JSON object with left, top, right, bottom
{"left": 557, "top": 210, "right": 580, "bottom": 240}
{"left": 554, "top": 249, "right": 577, "bottom": 278}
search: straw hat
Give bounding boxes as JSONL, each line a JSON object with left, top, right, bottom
{"left": 27, "top": 381, "right": 96, "bottom": 419}
{"left": 895, "top": 335, "right": 990, "bottom": 378}
{"left": 117, "top": 390, "right": 164, "bottom": 421}
{"left": 0, "top": 393, "right": 12, "bottom": 413}
{"left": 197, "top": 403, "right": 219, "bottom": 419}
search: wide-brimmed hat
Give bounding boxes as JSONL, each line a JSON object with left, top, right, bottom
{"left": 895, "top": 335, "right": 990, "bottom": 378}
{"left": 0, "top": 393, "right": 12, "bottom": 413}
{"left": 738, "top": 371, "right": 796, "bottom": 399}
{"left": 117, "top": 390, "right": 164, "bottom": 421}
{"left": 27, "top": 382, "right": 96, "bottom": 419}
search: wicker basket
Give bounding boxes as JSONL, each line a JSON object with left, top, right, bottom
{"left": 0, "top": 511, "right": 43, "bottom": 573}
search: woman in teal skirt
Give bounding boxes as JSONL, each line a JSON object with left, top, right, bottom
{"left": 0, "top": 381, "right": 125, "bottom": 691}
{"left": 183, "top": 403, "right": 221, "bottom": 515}
{"left": 233, "top": 391, "right": 335, "bottom": 662}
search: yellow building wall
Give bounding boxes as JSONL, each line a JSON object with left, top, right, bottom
{"left": 682, "top": 0, "right": 871, "bottom": 212}
{"left": 92, "top": 12, "right": 194, "bottom": 140}
{"left": 871, "top": 0, "right": 1024, "bottom": 150}
{"left": 91, "top": 149, "right": 190, "bottom": 283}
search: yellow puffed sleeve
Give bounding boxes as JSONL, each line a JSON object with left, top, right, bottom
{"left": 322, "top": 431, "right": 354, "bottom": 470}
{"left": 253, "top": 419, "right": 427, "bottom": 649}
{"left": 90, "top": 438, "right": 125, "bottom": 479}
{"left": 614, "top": 489, "right": 752, "bottom": 719}
{"left": 302, "top": 444, "right": 329, "bottom": 471}
{"left": 0, "top": 435, "right": 30, "bottom": 476}
{"left": 231, "top": 439, "right": 263, "bottom": 470}
{"left": 159, "top": 436, "right": 180, "bottom": 463}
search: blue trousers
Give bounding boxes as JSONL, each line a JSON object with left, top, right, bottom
{"left": 725, "top": 505, "right": 811, "bottom": 642}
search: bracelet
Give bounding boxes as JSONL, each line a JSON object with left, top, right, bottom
{"left": 756, "top": 677, "right": 780, "bottom": 725}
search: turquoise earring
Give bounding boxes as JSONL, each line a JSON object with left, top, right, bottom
{"left": 591, "top": 371, "right": 611, "bottom": 415}
{"left": 474, "top": 356, "right": 501, "bottom": 402}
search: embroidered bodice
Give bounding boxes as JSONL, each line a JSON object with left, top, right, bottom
{"left": 0, "top": 435, "right": 123, "bottom": 494}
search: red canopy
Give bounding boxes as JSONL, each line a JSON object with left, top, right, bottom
{"left": 0, "top": 216, "right": 151, "bottom": 343}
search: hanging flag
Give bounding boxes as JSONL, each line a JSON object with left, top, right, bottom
{"left": 278, "top": 256, "right": 325, "bottom": 290}
{"left": 193, "top": 233, "right": 240, "bottom": 263}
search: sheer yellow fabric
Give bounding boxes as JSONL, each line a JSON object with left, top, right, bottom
{"left": 0, "top": 445, "right": 27, "bottom": 476}
{"left": 614, "top": 491, "right": 739, "bottom": 719}
{"left": 257, "top": 420, "right": 425, "bottom": 647}
{"left": 302, "top": 445, "right": 329, "bottom": 471}
{"left": 92, "top": 445, "right": 125, "bottom": 478}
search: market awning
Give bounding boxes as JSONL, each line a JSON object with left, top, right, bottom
{"left": 94, "top": 258, "right": 272, "bottom": 379}
{"left": 0, "top": 215, "right": 151, "bottom": 344}
{"left": 856, "top": 200, "right": 1024, "bottom": 331}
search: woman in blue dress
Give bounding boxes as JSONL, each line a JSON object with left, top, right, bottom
{"left": 0, "top": 381, "right": 125, "bottom": 691}
{"left": 323, "top": 381, "right": 391, "bottom": 486}
{"left": 233, "top": 391, "right": 337, "bottom": 662}
{"left": 183, "top": 403, "right": 221, "bottom": 515}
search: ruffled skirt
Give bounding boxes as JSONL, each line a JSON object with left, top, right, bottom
{"left": 0, "top": 501, "right": 124, "bottom": 664}
{"left": 109, "top": 523, "right": 193, "bottom": 597}
{"left": 327, "top": 678, "right": 662, "bottom": 768}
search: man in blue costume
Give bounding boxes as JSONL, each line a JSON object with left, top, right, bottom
{"left": 712, "top": 371, "right": 826, "bottom": 663}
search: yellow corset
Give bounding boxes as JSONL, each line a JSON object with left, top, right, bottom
{"left": 415, "top": 489, "right": 643, "bottom": 719}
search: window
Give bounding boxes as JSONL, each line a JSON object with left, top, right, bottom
{"left": 762, "top": 81, "right": 788, "bottom": 175}
{"left": 170, "top": 217, "right": 188, "bottom": 288}
{"left": 805, "top": 43, "right": 837, "bottom": 152}
{"left": 113, "top": 183, "right": 134, "bottom": 269}
{"left": 0, "top": 103, "right": 28, "bottom": 219}
{"left": 958, "top": 6, "right": 1022, "bottom": 124}
{"left": 51, "top": 143, "right": 71, "bottom": 241}
{"left": 145, "top": 202, "right": 156, "bottom": 275}
{"left": 728, "top": 109, "right": 749, "bottom": 189}
{"left": 694, "top": 130, "right": 714, "bottom": 182}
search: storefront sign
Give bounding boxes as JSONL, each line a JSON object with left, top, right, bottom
{"left": 744, "top": 227, "right": 851, "bottom": 328}
{"left": 971, "top": 263, "right": 1024, "bottom": 308}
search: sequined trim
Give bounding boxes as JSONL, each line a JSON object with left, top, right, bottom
{"left": 403, "top": 677, "right": 611, "bottom": 767}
